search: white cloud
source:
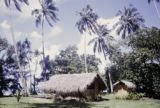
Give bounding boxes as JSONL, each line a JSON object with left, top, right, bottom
{"left": 0, "top": 20, "right": 10, "bottom": 29}
{"left": 30, "top": 31, "right": 41, "bottom": 38}
{"left": 14, "top": 31, "right": 23, "bottom": 40}
{"left": 48, "top": 26, "right": 62, "bottom": 37}
{"left": 98, "top": 16, "right": 121, "bottom": 41}
{"left": 45, "top": 45, "right": 61, "bottom": 59}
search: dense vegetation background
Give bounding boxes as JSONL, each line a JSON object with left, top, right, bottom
{"left": 0, "top": 0, "right": 160, "bottom": 99}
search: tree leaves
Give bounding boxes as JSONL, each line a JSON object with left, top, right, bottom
{"left": 4, "top": 0, "right": 29, "bottom": 12}
{"left": 32, "top": 0, "right": 59, "bottom": 27}
{"left": 76, "top": 4, "right": 98, "bottom": 34}
{"left": 114, "top": 5, "right": 145, "bottom": 39}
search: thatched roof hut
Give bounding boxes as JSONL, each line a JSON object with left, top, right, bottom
{"left": 113, "top": 80, "right": 136, "bottom": 93}
{"left": 39, "top": 73, "right": 107, "bottom": 99}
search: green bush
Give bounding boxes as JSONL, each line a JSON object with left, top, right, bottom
{"left": 126, "top": 93, "right": 144, "bottom": 100}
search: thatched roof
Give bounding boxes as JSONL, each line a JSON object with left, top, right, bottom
{"left": 113, "top": 80, "right": 136, "bottom": 89}
{"left": 39, "top": 73, "right": 107, "bottom": 94}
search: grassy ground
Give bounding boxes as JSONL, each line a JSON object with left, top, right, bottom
{"left": 0, "top": 95, "right": 160, "bottom": 108}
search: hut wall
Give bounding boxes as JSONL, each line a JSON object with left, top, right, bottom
{"left": 84, "top": 79, "right": 101, "bottom": 99}
{"left": 94, "top": 79, "right": 99, "bottom": 98}
{"left": 114, "top": 84, "right": 128, "bottom": 92}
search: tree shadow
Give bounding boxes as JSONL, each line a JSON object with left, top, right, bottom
{"left": 25, "top": 101, "right": 93, "bottom": 108}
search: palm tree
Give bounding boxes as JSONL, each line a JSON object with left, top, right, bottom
{"left": 114, "top": 5, "right": 145, "bottom": 39}
{"left": 88, "top": 25, "right": 114, "bottom": 59}
{"left": 148, "top": 0, "right": 160, "bottom": 19}
{"left": 88, "top": 25, "right": 115, "bottom": 92}
{"left": 3, "top": 0, "right": 29, "bottom": 96}
{"left": 32, "top": 0, "right": 59, "bottom": 80}
{"left": 76, "top": 5, "right": 98, "bottom": 73}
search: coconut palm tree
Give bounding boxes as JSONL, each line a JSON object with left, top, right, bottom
{"left": 114, "top": 5, "right": 145, "bottom": 39}
{"left": 88, "top": 25, "right": 115, "bottom": 92}
{"left": 76, "top": 5, "right": 98, "bottom": 73}
{"left": 88, "top": 25, "right": 114, "bottom": 59}
{"left": 3, "top": 0, "right": 29, "bottom": 96}
{"left": 32, "top": 0, "right": 59, "bottom": 80}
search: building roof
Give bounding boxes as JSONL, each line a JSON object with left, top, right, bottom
{"left": 113, "top": 80, "right": 136, "bottom": 89}
{"left": 39, "top": 73, "right": 107, "bottom": 94}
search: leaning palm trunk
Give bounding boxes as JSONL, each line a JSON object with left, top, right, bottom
{"left": 9, "top": 8, "right": 26, "bottom": 95}
{"left": 108, "top": 71, "right": 113, "bottom": 93}
{"left": 84, "top": 35, "right": 88, "bottom": 73}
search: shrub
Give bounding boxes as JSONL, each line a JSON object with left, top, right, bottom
{"left": 115, "top": 89, "right": 129, "bottom": 99}
{"left": 126, "top": 93, "right": 144, "bottom": 100}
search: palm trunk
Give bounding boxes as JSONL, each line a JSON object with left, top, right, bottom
{"left": 9, "top": 7, "right": 25, "bottom": 95}
{"left": 84, "top": 35, "right": 88, "bottom": 73}
{"left": 27, "top": 57, "right": 32, "bottom": 95}
{"left": 23, "top": 66, "right": 28, "bottom": 96}
{"left": 41, "top": 16, "right": 46, "bottom": 80}
{"left": 33, "top": 57, "right": 38, "bottom": 95}
{"left": 108, "top": 71, "right": 113, "bottom": 93}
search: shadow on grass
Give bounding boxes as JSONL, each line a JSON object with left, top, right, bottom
{"left": 24, "top": 101, "right": 93, "bottom": 108}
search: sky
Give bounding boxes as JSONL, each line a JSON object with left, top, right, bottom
{"left": 0, "top": 0, "right": 160, "bottom": 74}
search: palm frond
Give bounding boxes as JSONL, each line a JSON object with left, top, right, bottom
{"left": 76, "top": 4, "right": 98, "bottom": 34}
{"left": 32, "top": 0, "right": 59, "bottom": 28}
{"left": 4, "top": 0, "right": 29, "bottom": 12}
{"left": 88, "top": 38, "right": 97, "bottom": 45}
{"left": 14, "top": 0, "right": 22, "bottom": 12}
{"left": 4, "top": 0, "right": 10, "bottom": 7}
{"left": 114, "top": 5, "right": 144, "bottom": 38}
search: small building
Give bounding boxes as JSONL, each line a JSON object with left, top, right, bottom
{"left": 113, "top": 80, "right": 136, "bottom": 93}
{"left": 39, "top": 73, "right": 107, "bottom": 100}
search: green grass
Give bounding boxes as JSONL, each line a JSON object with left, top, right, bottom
{"left": 0, "top": 95, "right": 160, "bottom": 108}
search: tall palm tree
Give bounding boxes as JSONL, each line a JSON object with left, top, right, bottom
{"left": 3, "top": 0, "right": 29, "bottom": 95}
{"left": 148, "top": 0, "right": 160, "bottom": 19}
{"left": 32, "top": 0, "right": 59, "bottom": 80}
{"left": 76, "top": 5, "right": 98, "bottom": 73}
{"left": 88, "top": 25, "right": 115, "bottom": 92}
{"left": 114, "top": 5, "right": 145, "bottom": 39}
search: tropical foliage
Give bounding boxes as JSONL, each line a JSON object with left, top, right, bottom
{"left": 4, "top": 0, "right": 29, "bottom": 11}
{"left": 0, "top": 0, "right": 160, "bottom": 101}
{"left": 114, "top": 4, "right": 145, "bottom": 38}
{"left": 76, "top": 5, "right": 98, "bottom": 34}
{"left": 88, "top": 25, "right": 115, "bottom": 59}
{"left": 50, "top": 46, "right": 100, "bottom": 74}
{"left": 108, "top": 27, "right": 160, "bottom": 98}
